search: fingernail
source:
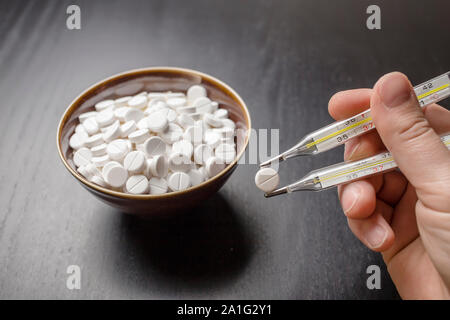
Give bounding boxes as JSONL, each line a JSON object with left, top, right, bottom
{"left": 379, "top": 73, "right": 412, "bottom": 109}
{"left": 344, "top": 137, "right": 361, "bottom": 160}
{"left": 342, "top": 184, "right": 361, "bottom": 215}
{"left": 364, "top": 224, "right": 387, "bottom": 249}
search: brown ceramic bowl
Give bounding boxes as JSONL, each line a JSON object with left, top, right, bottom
{"left": 57, "top": 67, "right": 251, "bottom": 216}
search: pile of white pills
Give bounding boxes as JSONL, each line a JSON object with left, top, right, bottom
{"left": 69, "top": 85, "right": 237, "bottom": 195}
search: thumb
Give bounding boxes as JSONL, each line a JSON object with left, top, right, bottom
{"left": 370, "top": 72, "right": 450, "bottom": 212}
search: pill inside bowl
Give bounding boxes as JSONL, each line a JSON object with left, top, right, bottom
{"left": 67, "top": 86, "right": 238, "bottom": 195}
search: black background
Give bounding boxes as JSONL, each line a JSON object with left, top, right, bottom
{"left": 0, "top": 0, "right": 448, "bottom": 299}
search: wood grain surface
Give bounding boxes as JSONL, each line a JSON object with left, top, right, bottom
{"left": 0, "top": 0, "right": 448, "bottom": 299}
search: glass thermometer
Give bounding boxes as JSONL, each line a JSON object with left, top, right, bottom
{"left": 265, "top": 134, "right": 450, "bottom": 197}
{"left": 260, "top": 72, "right": 450, "bottom": 167}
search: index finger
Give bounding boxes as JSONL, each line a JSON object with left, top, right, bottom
{"left": 328, "top": 88, "right": 372, "bottom": 120}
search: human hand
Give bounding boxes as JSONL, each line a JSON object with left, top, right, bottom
{"left": 328, "top": 72, "right": 450, "bottom": 299}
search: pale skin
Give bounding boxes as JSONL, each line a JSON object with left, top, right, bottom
{"left": 328, "top": 72, "right": 450, "bottom": 299}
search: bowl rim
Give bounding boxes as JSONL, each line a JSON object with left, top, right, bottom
{"left": 57, "top": 66, "right": 252, "bottom": 199}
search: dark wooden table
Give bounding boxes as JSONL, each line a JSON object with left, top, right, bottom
{"left": 0, "top": 0, "right": 448, "bottom": 299}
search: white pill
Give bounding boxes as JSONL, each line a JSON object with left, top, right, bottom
{"left": 213, "top": 126, "right": 235, "bottom": 139}
{"left": 168, "top": 172, "right": 191, "bottom": 192}
{"left": 205, "top": 156, "right": 225, "bottom": 178}
{"left": 128, "top": 129, "right": 150, "bottom": 144}
{"left": 214, "top": 108, "right": 228, "bottom": 119}
{"left": 148, "top": 92, "right": 167, "bottom": 100}
{"left": 192, "top": 97, "right": 211, "bottom": 109}
{"left": 114, "top": 96, "right": 132, "bottom": 107}
{"left": 114, "top": 107, "right": 129, "bottom": 122}
{"left": 160, "top": 123, "right": 183, "bottom": 144}
{"left": 120, "top": 120, "right": 136, "bottom": 137}
{"left": 96, "top": 109, "right": 115, "bottom": 127}
{"left": 128, "top": 95, "right": 148, "bottom": 109}
{"left": 204, "top": 113, "right": 223, "bottom": 128}
{"left": 82, "top": 117, "right": 99, "bottom": 135}
{"left": 177, "top": 113, "right": 195, "bottom": 129}
{"left": 107, "top": 139, "right": 130, "bottom": 161}
{"left": 166, "top": 97, "right": 187, "bottom": 108}
{"left": 187, "top": 85, "right": 207, "bottom": 103}
{"left": 143, "top": 136, "right": 166, "bottom": 157}
{"left": 104, "top": 164, "right": 128, "bottom": 188}
{"left": 124, "top": 108, "right": 145, "bottom": 123}
{"left": 255, "top": 168, "right": 280, "bottom": 193}
{"left": 69, "top": 131, "right": 88, "bottom": 150}
{"left": 79, "top": 111, "right": 98, "bottom": 123}
{"left": 95, "top": 100, "right": 115, "bottom": 111}
{"left": 77, "top": 165, "right": 91, "bottom": 179}
{"left": 92, "top": 154, "right": 110, "bottom": 167}
{"left": 172, "top": 140, "right": 193, "bottom": 158}
{"left": 125, "top": 175, "right": 149, "bottom": 194}
{"left": 84, "top": 133, "right": 104, "bottom": 148}
{"left": 149, "top": 177, "right": 168, "bottom": 195}
{"left": 149, "top": 154, "right": 169, "bottom": 178}
{"left": 91, "top": 143, "right": 107, "bottom": 156}
{"left": 168, "top": 152, "right": 192, "bottom": 172}
{"left": 102, "top": 161, "right": 122, "bottom": 177}
{"left": 136, "top": 91, "right": 148, "bottom": 97}
{"left": 101, "top": 120, "right": 119, "bottom": 133}
{"left": 90, "top": 175, "right": 108, "bottom": 188}
{"left": 73, "top": 147, "right": 92, "bottom": 167}
{"left": 124, "top": 151, "right": 146, "bottom": 174}
{"left": 75, "top": 123, "right": 88, "bottom": 135}
{"left": 215, "top": 143, "right": 236, "bottom": 164}
{"left": 221, "top": 118, "right": 236, "bottom": 129}
{"left": 160, "top": 108, "right": 177, "bottom": 122}
{"left": 146, "top": 99, "right": 167, "bottom": 112}
{"left": 177, "top": 106, "right": 196, "bottom": 114}
{"left": 210, "top": 101, "right": 219, "bottom": 112}
{"left": 188, "top": 169, "right": 205, "bottom": 186}
{"left": 102, "top": 120, "right": 121, "bottom": 142}
{"left": 183, "top": 125, "right": 204, "bottom": 145}
{"left": 165, "top": 92, "right": 185, "bottom": 98}
{"left": 86, "top": 163, "right": 101, "bottom": 177}
{"left": 146, "top": 110, "right": 168, "bottom": 133}
{"left": 204, "top": 130, "right": 221, "bottom": 149}
{"left": 194, "top": 144, "right": 213, "bottom": 165}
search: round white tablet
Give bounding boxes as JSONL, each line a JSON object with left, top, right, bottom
{"left": 221, "top": 118, "right": 236, "bottom": 129}
{"left": 114, "top": 96, "right": 132, "bottom": 107}
{"left": 204, "top": 113, "right": 223, "bottom": 128}
{"left": 146, "top": 110, "right": 168, "bottom": 133}
{"left": 204, "top": 130, "right": 221, "bottom": 149}
{"left": 69, "top": 131, "right": 88, "bottom": 150}
{"left": 205, "top": 156, "right": 225, "bottom": 178}
{"left": 82, "top": 117, "right": 99, "bottom": 135}
{"left": 85, "top": 163, "right": 101, "bottom": 177}
{"left": 95, "top": 109, "right": 115, "bottom": 127}
{"left": 183, "top": 125, "right": 203, "bottom": 145}
{"left": 92, "top": 154, "right": 110, "bottom": 167}
{"left": 120, "top": 120, "right": 136, "bottom": 137}
{"left": 114, "top": 107, "right": 129, "bottom": 122}
{"left": 168, "top": 172, "right": 191, "bottom": 192}
{"left": 102, "top": 120, "right": 121, "bottom": 142}
{"left": 192, "top": 97, "right": 211, "bottom": 109}
{"left": 215, "top": 143, "right": 236, "bottom": 164}
{"left": 104, "top": 165, "right": 128, "bottom": 188}
{"left": 95, "top": 100, "right": 114, "bottom": 111}
{"left": 143, "top": 136, "right": 166, "bottom": 157}
{"left": 124, "top": 151, "right": 146, "bottom": 174}
{"left": 128, "top": 129, "right": 150, "bottom": 144}
{"left": 79, "top": 111, "right": 98, "bottom": 123}
{"left": 149, "top": 154, "right": 168, "bottom": 178}
{"left": 188, "top": 169, "right": 204, "bottom": 186}
{"left": 77, "top": 165, "right": 91, "bottom": 179}
{"left": 149, "top": 177, "right": 168, "bottom": 195}
{"left": 166, "top": 97, "right": 186, "bottom": 108}
{"left": 176, "top": 106, "right": 196, "bottom": 114}
{"left": 124, "top": 108, "right": 145, "bottom": 123}
{"left": 214, "top": 108, "right": 228, "bottom": 119}
{"left": 128, "top": 95, "right": 148, "bottom": 109}
{"left": 107, "top": 139, "right": 130, "bottom": 161}
{"left": 90, "top": 175, "right": 108, "bottom": 188}
{"left": 84, "top": 133, "right": 104, "bottom": 148}
{"left": 168, "top": 152, "right": 192, "bottom": 172}
{"left": 91, "top": 143, "right": 107, "bottom": 156}
{"left": 160, "top": 123, "right": 183, "bottom": 144}
{"left": 73, "top": 147, "right": 92, "bottom": 167}
{"left": 194, "top": 144, "right": 213, "bottom": 164}
{"left": 255, "top": 168, "right": 280, "bottom": 193}
{"left": 125, "top": 175, "right": 149, "bottom": 194}
{"left": 177, "top": 113, "right": 195, "bottom": 128}
{"left": 187, "top": 85, "right": 207, "bottom": 103}
{"left": 172, "top": 140, "right": 193, "bottom": 158}
{"left": 102, "top": 161, "right": 122, "bottom": 177}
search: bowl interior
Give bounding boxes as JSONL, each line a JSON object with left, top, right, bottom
{"left": 58, "top": 67, "right": 250, "bottom": 197}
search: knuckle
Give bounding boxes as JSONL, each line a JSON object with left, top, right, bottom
{"left": 397, "top": 116, "right": 433, "bottom": 144}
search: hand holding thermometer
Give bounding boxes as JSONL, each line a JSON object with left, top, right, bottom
{"left": 265, "top": 134, "right": 450, "bottom": 197}
{"left": 260, "top": 72, "right": 450, "bottom": 166}
{"left": 259, "top": 72, "right": 450, "bottom": 197}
